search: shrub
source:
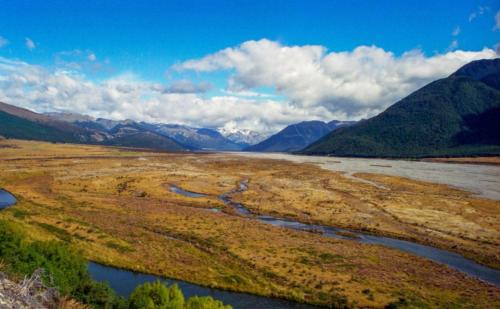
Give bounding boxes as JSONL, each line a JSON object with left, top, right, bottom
{"left": 129, "top": 281, "right": 233, "bottom": 309}
{"left": 0, "top": 220, "right": 231, "bottom": 309}
{"left": 0, "top": 220, "right": 124, "bottom": 308}
{"left": 186, "top": 296, "right": 232, "bottom": 309}
{"left": 129, "top": 281, "right": 184, "bottom": 309}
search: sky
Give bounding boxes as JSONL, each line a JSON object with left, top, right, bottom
{"left": 0, "top": 0, "right": 499, "bottom": 134}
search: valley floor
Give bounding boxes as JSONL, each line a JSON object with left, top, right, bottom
{"left": 422, "top": 156, "right": 500, "bottom": 166}
{"left": 0, "top": 140, "right": 498, "bottom": 308}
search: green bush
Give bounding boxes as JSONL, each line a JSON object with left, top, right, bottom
{"left": 75, "top": 280, "right": 128, "bottom": 309}
{"left": 129, "top": 281, "right": 184, "bottom": 309}
{"left": 0, "top": 220, "right": 231, "bottom": 309}
{"left": 186, "top": 296, "right": 232, "bottom": 309}
{"left": 129, "top": 281, "right": 232, "bottom": 309}
{"left": 0, "top": 220, "right": 124, "bottom": 308}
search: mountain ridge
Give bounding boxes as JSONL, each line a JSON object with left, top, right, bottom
{"left": 245, "top": 120, "right": 356, "bottom": 152}
{"left": 301, "top": 58, "right": 500, "bottom": 157}
{"left": 0, "top": 103, "right": 188, "bottom": 151}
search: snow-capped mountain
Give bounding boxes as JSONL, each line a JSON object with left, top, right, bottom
{"left": 217, "top": 123, "right": 267, "bottom": 146}
{"left": 45, "top": 112, "right": 265, "bottom": 150}
{"left": 140, "top": 123, "right": 243, "bottom": 151}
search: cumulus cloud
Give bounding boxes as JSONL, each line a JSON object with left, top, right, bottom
{"left": 165, "top": 80, "right": 212, "bottom": 93}
{"left": 0, "top": 36, "right": 8, "bottom": 48}
{"left": 25, "top": 38, "right": 36, "bottom": 50}
{"left": 174, "top": 39, "right": 497, "bottom": 119}
{"left": 88, "top": 53, "right": 96, "bottom": 61}
{"left": 0, "top": 56, "right": 318, "bottom": 134}
{"left": 221, "top": 89, "right": 276, "bottom": 98}
{"left": 0, "top": 40, "right": 497, "bottom": 134}
{"left": 452, "top": 26, "right": 461, "bottom": 36}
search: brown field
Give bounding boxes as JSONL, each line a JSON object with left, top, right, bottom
{"left": 0, "top": 139, "right": 499, "bottom": 308}
{"left": 422, "top": 156, "right": 500, "bottom": 166}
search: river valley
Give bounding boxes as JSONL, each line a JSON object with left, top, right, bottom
{"left": 0, "top": 140, "right": 498, "bottom": 308}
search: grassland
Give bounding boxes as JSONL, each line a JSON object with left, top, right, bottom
{"left": 0, "top": 139, "right": 498, "bottom": 308}
{"left": 422, "top": 156, "right": 500, "bottom": 166}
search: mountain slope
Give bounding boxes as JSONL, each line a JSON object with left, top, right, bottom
{"left": 301, "top": 59, "right": 500, "bottom": 157}
{"left": 0, "top": 102, "right": 187, "bottom": 151}
{"left": 104, "top": 123, "right": 189, "bottom": 151}
{"left": 0, "top": 102, "right": 102, "bottom": 143}
{"left": 47, "top": 113, "right": 246, "bottom": 151}
{"left": 245, "top": 120, "right": 354, "bottom": 152}
{"left": 217, "top": 127, "right": 267, "bottom": 147}
{"left": 146, "top": 124, "right": 243, "bottom": 151}
{"left": 0, "top": 110, "right": 87, "bottom": 143}
{"left": 452, "top": 58, "right": 500, "bottom": 90}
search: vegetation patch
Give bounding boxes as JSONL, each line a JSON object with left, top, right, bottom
{"left": 0, "top": 219, "right": 231, "bottom": 308}
{"left": 105, "top": 240, "right": 135, "bottom": 253}
{"left": 33, "top": 221, "right": 72, "bottom": 242}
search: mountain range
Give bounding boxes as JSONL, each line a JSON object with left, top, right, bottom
{"left": 217, "top": 126, "right": 267, "bottom": 147}
{"left": 245, "top": 120, "right": 356, "bottom": 152}
{"left": 44, "top": 113, "right": 265, "bottom": 151}
{"left": 0, "top": 103, "right": 268, "bottom": 151}
{"left": 1, "top": 59, "right": 499, "bottom": 157}
{"left": 301, "top": 58, "right": 500, "bottom": 157}
{"left": 0, "top": 103, "right": 187, "bottom": 151}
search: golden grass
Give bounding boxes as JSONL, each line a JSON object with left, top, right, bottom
{"left": 0, "top": 139, "right": 498, "bottom": 308}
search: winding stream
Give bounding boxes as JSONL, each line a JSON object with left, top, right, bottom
{"left": 171, "top": 182, "right": 500, "bottom": 286}
{"left": 0, "top": 189, "right": 316, "bottom": 308}
{"left": 0, "top": 189, "right": 16, "bottom": 209}
{"left": 88, "top": 262, "right": 316, "bottom": 308}
{"left": 1, "top": 181, "right": 498, "bottom": 309}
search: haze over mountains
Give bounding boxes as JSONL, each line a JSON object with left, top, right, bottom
{"left": 302, "top": 59, "right": 500, "bottom": 157}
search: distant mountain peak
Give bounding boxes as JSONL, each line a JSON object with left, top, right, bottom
{"left": 452, "top": 58, "right": 500, "bottom": 90}
{"left": 217, "top": 123, "right": 267, "bottom": 146}
{"left": 245, "top": 119, "right": 356, "bottom": 152}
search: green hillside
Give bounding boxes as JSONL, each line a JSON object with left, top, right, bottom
{"left": 0, "top": 111, "right": 84, "bottom": 143}
{"left": 301, "top": 71, "right": 500, "bottom": 157}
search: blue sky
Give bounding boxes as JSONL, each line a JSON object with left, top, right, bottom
{"left": 1, "top": 0, "right": 498, "bottom": 81}
{"left": 0, "top": 0, "right": 498, "bottom": 133}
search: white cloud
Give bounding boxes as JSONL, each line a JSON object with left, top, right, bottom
{"left": 447, "top": 39, "right": 459, "bottom": 51}
{"left": 452, "top": 26, "right": 461, "bottom": 36}
{"left": 0, "top": 40, "right": 497, "bottom": 134}
{"left": 54, "top": 49, "right": 111, "bottom": 74}
{"left": 0, "top": 36, "right": 8, "bottom": 48}
{"left": 175, "top": 39, "right": 497, "bottom": 119}
{"left": 495, "top": 11, "right": 500, "bottom": 30}
{"left": 469, "top": 6, "right": 488, "bottom": 22}
{"left": 221, "top": 89, "right": 276, "bottom": 98}
{"left": 25, "top": 38, "right": 36, "bottom": 50}
{"left": 165, "top": 79, "right": 212, "bottom": 93}
{"left": 0, "top": 57, "right": 317, "bottom": 134}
